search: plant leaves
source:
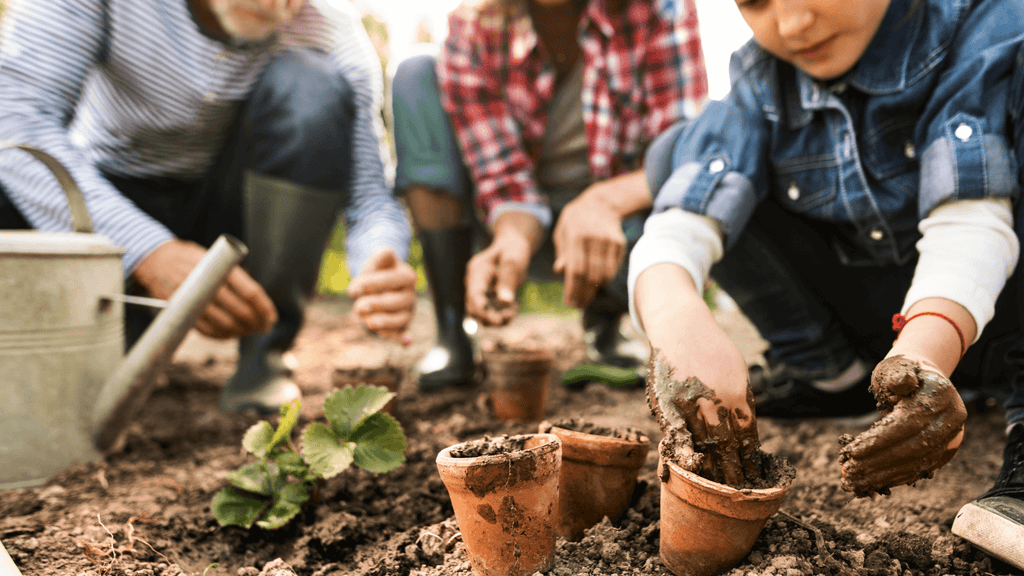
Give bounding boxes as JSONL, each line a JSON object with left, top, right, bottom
{"left": 301, "top": 422, "right": 356, "bottom": 479}
{"left": 323, "top": 385, "right": 395, "bottom": 440}
{"left": 269, "top": 399, "right": 302, "bottom": 450}
{"left": 224, "top": 462, "right": 276, "bottom": 496}
{"left": 350, "top": 413, "right": 407, "bottom": 474}
{"left": 242, "top": 421, "right": 275, "bottom": 458}
{"left": 273, "top": 450, "right": 311, "bottom": 480}
{"left": 211, "top": 487, "right": 265, "bottom": 528}
{"left": 255, "top": 483, "right": 310, "bottom": 530}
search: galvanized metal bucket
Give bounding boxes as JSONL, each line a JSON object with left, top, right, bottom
{"left": 0, "top": 143, "right": 247, "bottom": 489}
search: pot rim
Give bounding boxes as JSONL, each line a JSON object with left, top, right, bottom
{"left": 660, "top": 449, "right": 793, "bottom": 501}
{"left": 544, "top": 424, "right": 650, "bottom": 448}
{"left": 436, "top": 433, "right": 561, "bottom": 468}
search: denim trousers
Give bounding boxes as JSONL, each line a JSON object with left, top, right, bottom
{"left": 391, "top": 53, "right": 661, "bottom": 317}
{"left": 0, "top": 48, "right": 353, "bottom": 350}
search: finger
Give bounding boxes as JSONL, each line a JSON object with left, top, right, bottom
{"left": 493, "top": 255, "right": 522, "bottom": 310}
{"left": 226, "top": 267, "right": 277, "bottom": 330}
{"left": 732, "top": 407, "right": 762, "bottom": 485}
{"left": 841, "top": 443, "right": 960, "bottom": 497}
{"left": 197, "top": 303, "right": 245, "bottom": 339}
{"left": 349, "top": 266, "right": 417, "bottom": 299}
{"left": 354, "top": 289, "right": 417, "bottom": 316}
{"left": 841, "top": 413, "right": 964, "bottom": 479}
{"left": 361, "top": 309, "right": 414, "bottom": 334}
{"left": 194, "top": 315, "right": 234, "bottom": 340}
{"left": 709, "top": 405, "right": 745, "bottom": 487}
{"left": 210, "top": 283, "right": 265, "bottom": 333}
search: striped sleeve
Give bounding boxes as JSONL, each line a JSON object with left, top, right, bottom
{"left": 0, "top": 0, "right": 174, "bottom": 275}
{"left": 286, "top": 0, "right": 411, "bottom": 277}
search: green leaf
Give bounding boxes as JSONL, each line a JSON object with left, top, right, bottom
{"left": 224, "top": 462, "right": 276, "bottom": 496}
{"left": 270, "top": 399, "right": 302, "bottom": 449}
{"left": 301, "top": 422, "right": 356, "bottom": 479}
{"left": 273, "top": 450, "right": 310, "bottom": 480}
{"left": 323, "top": 386, "right": 395, "bottom": 440}
{"left": 242, "top": 421, "right": 275, "bottom": 458}
{"left": 211, "top": 487, "right": 265, "bottom": 528}
{"left": 255, "top": 483, "right": 310, "bottom": 530}
{"left": 350, "top": 413, "right": 407, "bottom": 474}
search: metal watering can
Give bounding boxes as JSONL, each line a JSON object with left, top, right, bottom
{"left": 0, "top": 144, "right": 248, "bottom": 489}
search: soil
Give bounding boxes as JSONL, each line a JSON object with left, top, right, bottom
{"left": 1, "top": 297, "right": 1020, "bottom": 576}
{"left": 539, "top": 419, "right": 645, "bottom": 442}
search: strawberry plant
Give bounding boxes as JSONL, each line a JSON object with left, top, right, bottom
{"left": 211, "top": 385, "right": 407, "bottom": 530}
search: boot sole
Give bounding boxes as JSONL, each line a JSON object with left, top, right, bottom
{"left": 952, "top": 497, "right": 1024, "bottom": 569}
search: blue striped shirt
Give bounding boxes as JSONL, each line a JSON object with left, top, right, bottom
{"left": 0, "top": 0, "right": 410, "bottom": 276}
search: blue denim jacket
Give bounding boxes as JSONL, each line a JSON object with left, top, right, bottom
{"left": 653, "top": 0, "right": 1023, "bottom": 266}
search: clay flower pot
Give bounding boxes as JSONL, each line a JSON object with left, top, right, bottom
{"left": 659, "top": 441, "right": 792, "bottom": 576}
{"left": 482, "top": 346, "right": 553, "bottom": 421}
{"left": 436, "top": 433, "right": 562, "bottom": 576}
{"left": 539, "top": 421, "right": 650, "bottom": 540}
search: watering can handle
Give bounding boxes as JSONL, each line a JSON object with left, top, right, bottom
{"left": 0, "top": 142, "right": 94, "bottom": 233}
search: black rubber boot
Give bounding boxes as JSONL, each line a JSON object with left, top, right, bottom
{"left": 414, "top": 226, "right": 477, "bottom": 391}
{"left": 221, "top": 171, "right": 343, "bottom": 414}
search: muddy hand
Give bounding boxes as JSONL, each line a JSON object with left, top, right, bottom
{"left": 646, "top": 353, "right": 761, "bottom": 487}
{"left": 838, "top": 355, "right": 966, "bottom": 497}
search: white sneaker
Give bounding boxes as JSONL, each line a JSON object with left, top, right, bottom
{"left": 952, "top": 496, "right": 1024, "bottom": 570}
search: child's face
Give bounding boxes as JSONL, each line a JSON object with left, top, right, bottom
{"left": 206, "top": 0, "right": 306, "bottom": 41}
{"left": 735, "top": 0, "right": 891, "bottom": 80}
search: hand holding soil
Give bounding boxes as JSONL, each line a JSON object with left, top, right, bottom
{"left": 838, "top": 355, "right": 967, "bottom": 497}
{"left": 646, "top": 352, "right": 764, "bottom": 488}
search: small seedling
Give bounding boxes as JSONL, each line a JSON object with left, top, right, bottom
{"left": 211, "top": 385, "right": 407, "bottom": 530}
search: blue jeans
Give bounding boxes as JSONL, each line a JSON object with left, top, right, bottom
{"left": 0, "top": 48, "right": 354, "bottom": 351}
{"left": 391, "top": 54, "right": 663, "bottom": 316}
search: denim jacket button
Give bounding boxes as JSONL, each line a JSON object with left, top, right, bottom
{"left": 869, "top": 228, "right": 885, "bottom": 241}
{"left": 954, "top": 123, "right": 973, "bottom": 142}
{"left": 903, "top": 141, "right": 916, "bottom": 159}
{"left": 708, "top": 159, "right": 725, "bottom": 174}
{"left": 787, "top": 182, "right": 800, "bottom": 201}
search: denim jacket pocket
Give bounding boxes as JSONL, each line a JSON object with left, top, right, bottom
{"left": 773, "top": 153, "right": 839, "bottom": 213}
{"left": 863, "top": 117, "right": 919, "bottom": 183}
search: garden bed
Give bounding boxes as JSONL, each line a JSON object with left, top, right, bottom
{"left": 0, "top": 298, "right": 1014, "bottom": 576}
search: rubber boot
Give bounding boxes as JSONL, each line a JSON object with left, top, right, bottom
{"left": 221, "top": 171, "right": 343, "bottom": 414}
{"left": 415, "top": 226, "right": 477, "bottom": 391}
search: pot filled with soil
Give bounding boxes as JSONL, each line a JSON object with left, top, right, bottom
{"left": 647, "top": 359, "right": 796, "bottom": 576}
{"left": 538, "top": 419, "right": 650, "bottom": 540}
{"left": 481, "top": 337, "right": 553, "bottom": 421}
{"left": 658, "top": 439, "right": 793, "bottom": 576}
{"left": 435, "top": 433, "right": 562, "bottom": 576}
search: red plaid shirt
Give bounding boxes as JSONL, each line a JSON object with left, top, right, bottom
{"left": 439, "top": 0, "right": 708, "bottom": 225}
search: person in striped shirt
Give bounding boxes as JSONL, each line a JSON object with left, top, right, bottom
{"left": 391, "top": 0, "right": 708, "bottom": 391}
{"left": 0, "top": 0, "right": 417, "bottom": 414}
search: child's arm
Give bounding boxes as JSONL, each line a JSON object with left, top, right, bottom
{"left": 840, "top": 198, "right": 1018, "bottom": 496}
{"left": 631, "top": 208, "right": 761, "bottom": 486}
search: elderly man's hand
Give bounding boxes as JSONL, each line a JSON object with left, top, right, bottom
{"left": 553, "top": 194, "right": 626, "bottom": 309}
{"left": 347, "top": 248, "right": 418, "bottom": 344}
{"left": 839, "top": 355, "right": 966, "bottom": 497}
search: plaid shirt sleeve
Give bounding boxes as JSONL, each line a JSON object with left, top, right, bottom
{"left": 644, "top": 0, "right": 708, "bottom": 138}
{"left": 438, "top": 10, "right": 549, "bottom": 227}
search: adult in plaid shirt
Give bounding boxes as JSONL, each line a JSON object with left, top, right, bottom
{"left": 392, "top": 0, "right": 708, "bottom": 390}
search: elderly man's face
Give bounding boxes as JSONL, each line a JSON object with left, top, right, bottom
{"left": 207, "top": 0, "right": 306, "bottom": 41}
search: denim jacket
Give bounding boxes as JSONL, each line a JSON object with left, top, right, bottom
{"left": 654, "top": 0, "right": 1023, "bottom": 266}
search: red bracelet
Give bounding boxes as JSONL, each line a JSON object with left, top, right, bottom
{"left": 892, "top": 312, "right": 966, "bottom": 359}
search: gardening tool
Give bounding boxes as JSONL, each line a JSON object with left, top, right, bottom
{"left": 0, "top": 143, "right": 247, "bottom": 490}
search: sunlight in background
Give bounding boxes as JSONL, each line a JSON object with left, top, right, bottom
{"left": 356, "top": 0, "right": 752, "bottom": 101}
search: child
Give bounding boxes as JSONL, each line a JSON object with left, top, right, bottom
{"left": 630, "top": 0, "right": 1024, "bottom": 565}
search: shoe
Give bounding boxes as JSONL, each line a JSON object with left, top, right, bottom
{"left": 566, "top": 311, "right": 646, "bottom": 390}
{"left": 951, "top": 425, "right": 1024, "bottom": 570}
{"left": 751, "top": 363, "right": 877, "bottom": 419}
{"left": 414, "top": 227, "right": 478, "bottom": 391}
{"left": 221, "top": 350, "right": 302, "bottom": 414}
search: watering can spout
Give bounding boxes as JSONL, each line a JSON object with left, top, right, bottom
{"left": 90, "top": 234, "right": 248, "bottom": 452}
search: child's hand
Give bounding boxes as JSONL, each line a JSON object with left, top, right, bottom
{"left": 837, "top": 355, "right": 966, "bottom": 497}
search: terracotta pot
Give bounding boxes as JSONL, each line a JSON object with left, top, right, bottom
{"left": 659, "top": 443, "right": 792, "bottom": 576}
{"left": 483, "top": 348, "right": 552, "bottom": 421}
{"left": 436, "top": 434, "right": 562, "bottom": 576}
{"left": 541, "top": 423, "right": 650, "bottom": 540}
